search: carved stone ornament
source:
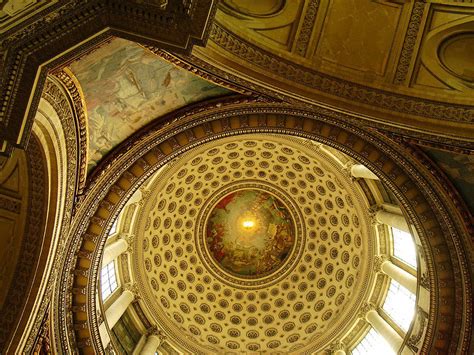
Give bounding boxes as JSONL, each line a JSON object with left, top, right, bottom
{"left": 368, "top": 205, "right": 382, "bottom": 225}
{"left": 124, "top": 282, "right": 140, "bottom": 299}
{"left": 32, "top": 306, "right": 51, "bottom": 355}
{"left": 52, "top": 69, "right": 88, "bottom": 194}
{"left": 147, "top": 325, "right": 167, "bottom": 341}
{"left": 328, "top": 341, "right": 346, "bottom": 352}
{"left": 186, "top": 20, "right": 474, "bottom": 146}
{"left": 420, "top": 272, "right": 430, "bottom": 291}
{"left": 373, "top": 255, "right": 388, "bottom": 273}
{"left": 125, "top": 234, "right": 136, "bottom": 249}
{"left": 0, "top": 137, "right": 48, "bottom": 352}
{"left": 340, "top": 162, "right": 355, "bottom": 180}
{"left": 406, "top": 307, "right": 429, "bottom": 352}
{"left": 358, "top": 302, "right": 376, "bottom": 319}
{"left": 29, "top": 105, "right": 81, "bottom": 355}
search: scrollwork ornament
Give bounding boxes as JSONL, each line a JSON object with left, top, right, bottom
{"left": 328, "top": 341, "right": 346, "bottom": 352}
{"left": 407, "top": 306, "right": 429, "bottom": 352}
{"left": 373, "top": 255, "right": 388, "bottom": 273}
{"left": 139, "top": 188, "right": 152, "bottom": 201}
{"left": 302, "top": 139, "right": 324, "bottom": 152}
{"left": 125, "top": 234, "right": 136, "bottom": 249}
{"left": 124, "top": 282, "right": 140, "bottom": 300}
{"left": 146, "top": 325, "right": 167, "bottom": 342}
{"left": 368, "top": 205, "right": 382, "bottom": 225}
{"left": 341, "top": 162, "right": 355, "bottom": 180}
{"left": 294, "top": 0, "right": 321, "bottom": 56}
{"left": 358, "top": 302, "right": 376, "bottom": 319}
{"left": 420, "top": 272, "right": 430, "bottom": 291}
{"left": 394, "top": 1, "right": 426, "bottom": 84}
{"left": 52, "top": 69, "right": 88, "bottom": 195}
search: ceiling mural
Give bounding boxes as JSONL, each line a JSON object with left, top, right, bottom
{"left": 206, "top": 189, "right": 295, "bottom": 277}
{"left": 68, "top": 38, "right": 232, "bottom": 171}
{"left": 423, "top": 148, "right": 474, "bottom": 213}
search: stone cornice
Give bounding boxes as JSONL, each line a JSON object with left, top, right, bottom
{"left": 186, "top": 22, "right": 474, "bottom": 145}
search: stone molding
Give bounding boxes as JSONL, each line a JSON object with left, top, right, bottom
{"left": 393, "top": 1, "right": 427, "bottom": 85}
{"left": 0, "top": 137, "right": 47, "bottom": 351}
{"left": 208, "top": 22, "right": 474, "bottom": 125}
{"left": 51, "top": 70, "right": 88, "bottom": 196}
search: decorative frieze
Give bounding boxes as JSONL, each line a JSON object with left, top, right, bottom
{"left": 0, "top": 195, "right": 21, "bottom": 214}
{"left": 406, "top": 307, "right": 429, "bottom": 352}
{"left": 294, "top": 0, "right": 321, "bottom": 57}
{"left": 358, "top": 302, "right": 376, "bottom": 319}
{"left": 394, "top": 1, "right": 426, "bottom": 84}
{"left": 419, "top": 272, "right": 430, "bottom": 291}
{"left": 373, "top": 255, "right": 389, "bottom": 273}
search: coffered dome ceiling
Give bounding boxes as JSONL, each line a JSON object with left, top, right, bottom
{"left": 130, "top": 134, "right": 374, "bottom": 353}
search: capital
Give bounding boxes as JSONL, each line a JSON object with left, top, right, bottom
{"left": 123, "top": 282, "right": 140, "bottom": 299}
{"left": 328, "top": 341, "right": 346, "bottom": 351}
{"left": 147, "top": 325, "right": 167, "bottom": 341}
{"left": 373, "top": 255, "right": 388, "bottom": 272}
{"left": 358, "top": 302, "right": 376, "bottom": 319}
{"left": 341, "top": 162, "right": 354, "bottom": 180}
{"left": 368, "top": 205, "right": 382, "bottom": 225}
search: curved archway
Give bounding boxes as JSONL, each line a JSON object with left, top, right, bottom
{"left": 59, "top": 102, "right": 472, "bottom": 354}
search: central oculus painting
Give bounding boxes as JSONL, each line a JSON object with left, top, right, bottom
{"left": 206, "top": 189, "right": 295, "bottom": 277}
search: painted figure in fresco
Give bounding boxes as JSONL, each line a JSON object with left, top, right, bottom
{"left": 206, "top": 190, "right": 294, "bottom": 276}
{"left": 69, "top": 38, "right": 229, "bottom": 170}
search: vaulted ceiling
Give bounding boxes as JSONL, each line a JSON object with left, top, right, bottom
{"left": 0, "top": 1, "right": 472, "bottom": 354}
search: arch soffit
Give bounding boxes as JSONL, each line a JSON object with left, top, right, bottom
{"left": 0, "top": 1, "right": 217, "bottom": 155}
{"left": 12, "top": 76, "right": 83, "bottom": 354}
{"left": 61, "top": 101, "right": 472, "bottom": 354}
{"left": 0, "top": 135, "right": 47, "bottom": 353}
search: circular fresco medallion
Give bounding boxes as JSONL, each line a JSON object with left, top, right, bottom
{"left": 205, "top": 189, "right": 295, "bottom": 277}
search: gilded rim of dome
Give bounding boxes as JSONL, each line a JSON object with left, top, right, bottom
{"left": 196, "top": 180, "right": 305, "bottom": 288}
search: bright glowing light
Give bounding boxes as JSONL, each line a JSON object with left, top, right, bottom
{"left": 352, "top": 328, "right": 395, "bottom": 355}
{"left": 392, "top": 227, "right": 417, "bottom": 268}
{"left": 242, "top": 220, "right": 255, "bottom": 229}
{"left": 383, "top": 280, "right": 415, "bottom": 332}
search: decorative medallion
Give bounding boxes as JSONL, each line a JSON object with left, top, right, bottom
{"left": 197, "top": 181, "right": 305, "bottom": 288}
{"left": 205, "top": 189, "right": 295, "bottom": 277}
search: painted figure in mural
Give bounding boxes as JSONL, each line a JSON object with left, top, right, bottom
{"left": 69, "top": 38, "right": 230, "bottom": 171}
{"left": 206, "top": 189, "right": 294, "bottom": 276}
